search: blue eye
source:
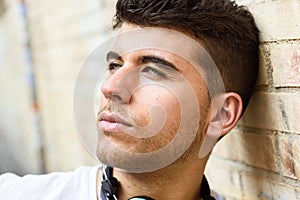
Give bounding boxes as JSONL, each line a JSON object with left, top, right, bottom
{"left": 141, "top": 66, "right": 166, "bottom": 79}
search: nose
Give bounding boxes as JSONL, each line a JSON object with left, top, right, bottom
{"left": 101, "top": 67, "right": 138, "bottom": 104}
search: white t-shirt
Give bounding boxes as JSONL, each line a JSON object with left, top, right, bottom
{"left": 0, "top": 166, "right": 224, "bottom": 200}
{"left": 0, "top": 166, "right": 100, "bottom": 200}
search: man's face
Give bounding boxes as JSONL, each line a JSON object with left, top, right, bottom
{"left": 96, "top": 25, "right": 212, "bottom": 172}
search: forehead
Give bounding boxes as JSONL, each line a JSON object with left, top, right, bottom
{"left": 112, "top": 25, "right": 201, "bottom": 65}
{"left": 109, "top": 25, "right": 224, "bottom": 96}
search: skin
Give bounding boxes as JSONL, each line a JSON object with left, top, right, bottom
{"left": 96, "top": 24, "right": 243, "bottom": 200}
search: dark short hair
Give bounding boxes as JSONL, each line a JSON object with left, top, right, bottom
{"left": 113, "top": 0, "right": 259, "bottom": 113}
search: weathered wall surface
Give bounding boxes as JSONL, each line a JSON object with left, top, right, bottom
{"left": 206, "top": 0, "right": 300, "bottom": 199}
{"left": 24, "top": 0, "right": 117, "bottom": 171}
{"left": 0, "top": 0, "right": 42, "bottom": 174}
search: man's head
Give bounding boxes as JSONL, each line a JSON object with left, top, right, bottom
{"left": 96, "top": 0, "right": 259, "bottom": 172}
{"left": 113, "top": 0, "right": 259, "bottom": 112}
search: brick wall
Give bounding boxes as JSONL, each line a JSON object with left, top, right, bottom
{"left": 25, "top": 0, "right": 117, "bottom": 171}
{"left": 0, "top": 0, "right": 42, "bottom": 174}
{"left": 206, "top": 0, "right": 300, "bottom": 199}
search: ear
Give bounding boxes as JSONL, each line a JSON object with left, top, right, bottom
{"left": 218, "top": 92, "right": 243, "bottom": 137}
{"left": 198, "top": 93, "right": 242, "bottom": 158}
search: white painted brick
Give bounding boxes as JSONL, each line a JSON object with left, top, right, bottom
{"left": 278, "top": 135, "right": 297, "bottom": 179}
{"left": 278, "top": 134, "right": 300, "bottom": 180}
{"left": 271, "top": 42, "right": 300, "bottom": 87}
{"left": 241, "top": 171, "right": 299, "bottom": 199}
{"left": 213, "top": 129, "right": 278, "bottom": 172}
{"left": 206, "top": 156, "right": 244, "bottom": 199}
{"left": 256, "top": 45, "right": 269, "bottom": 86}
{"left": 271, "top": 181, "right": 299, "bottom": 200}
{"left": 241, "top": 92, "right": 300, "bottom": 133}
{"left": 241, "top": 172, "right": 273, "bottom": 199}
{"left": 292, "top": 136, "right": 300, "bottom": 179}
{"left": 241, "top": 0, "right": 300, "bottom": 41}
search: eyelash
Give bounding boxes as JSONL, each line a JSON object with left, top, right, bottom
{"left": 108, "top": 62, "right": 122, "bottom": 72}
{"left": 107, "top": 63, "right": 167, "bottom": 79}
{"left": 141, "top": 66, "right": 166, "bottom": 79}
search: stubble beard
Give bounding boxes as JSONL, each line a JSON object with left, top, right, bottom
{"left": 96, "top": 97, "right": 210, "bottom": 172}
{"left": 96, "top": 115, "right": 208, "bottom": 173}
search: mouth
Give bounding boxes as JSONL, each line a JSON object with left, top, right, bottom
{"left": 98, "top": 112, "right": 133, "bottom": 133}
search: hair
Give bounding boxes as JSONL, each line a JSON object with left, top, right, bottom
{"left": 113, "top": 0, "right": 259, "bottom": 113}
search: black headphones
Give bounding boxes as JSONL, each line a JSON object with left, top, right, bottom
{"left": 100, "top": 166, "right": 215, "bottom": 200}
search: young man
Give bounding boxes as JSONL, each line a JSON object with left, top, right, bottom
{"left": 0, "top": 0, "right": 259, "bottom": 200}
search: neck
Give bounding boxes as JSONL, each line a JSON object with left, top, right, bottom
{"left": 97, "top": 156, "right": 209, "bottom": 200}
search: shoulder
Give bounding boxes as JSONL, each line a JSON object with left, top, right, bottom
{"left": 0, "top": 166, "right": 100, "bottom": 200}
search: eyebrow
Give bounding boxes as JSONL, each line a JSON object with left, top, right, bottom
{"left": 106, "top": 51, "right": 123, "bottom": 62}
{"left": 106, "top": 51, "right": 179, "bottom": 71}
{"left": 141, "top": 55, "right": 179, "bottom": 71}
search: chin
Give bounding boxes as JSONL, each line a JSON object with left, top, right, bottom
{"left": 96, "top": 135, "right": 198, "bottom": 173}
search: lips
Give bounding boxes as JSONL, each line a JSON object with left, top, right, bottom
{"left": 98, "top": 112, "right": 133, "bottom": 132}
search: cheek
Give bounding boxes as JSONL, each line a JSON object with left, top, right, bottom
{"left": 129, "top": 85, "right": 182, "bottom": 136}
